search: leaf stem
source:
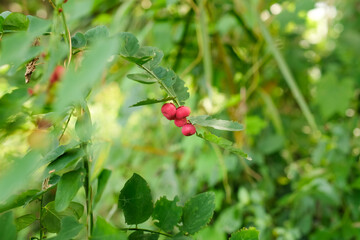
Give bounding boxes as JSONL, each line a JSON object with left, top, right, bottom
{"left": 120, "top": 227, "right": 172, "bottom": 237}
{"left": 39, "top": 195, "right": 44, "bottom": 240}
{"left": 83, "top": 145, "right": 94, "bottom": 238}
{"left": 60, "top": 8, "right": 72, "bottom": 67}
{"left": 137, "top": 64, "right": 181, "bottom": 107}
{"left": 59, "top": 107, "right": 74, "bottom": 142}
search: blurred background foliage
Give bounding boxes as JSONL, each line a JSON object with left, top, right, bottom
{"left": 0, "top": 0, "right": 360, "bottom": 239}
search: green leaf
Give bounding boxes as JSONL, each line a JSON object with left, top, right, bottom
{"left": 130, "top": 97, "right": 174, "bottom": 107}
{"left": 42, "top": 201, "right": 84, "bottom": 233}
{"left": 0, "top": 189, "right": 38, "bottom": 213}
{"left": 55, "top": 168, "right": 84, "bottom": 212}
{"left": 172, "top": 76, "right": 190, "bottom": 104}
{"left": 153, "top": 196, "right": 183, "bottom": 232}
{"left": 129, "top": 231, "right": 159, "bottom": 240}
{"left": 127, "top": 73, "right": 157, "bottom": 84}
{"left": 47, "top": 216, "right": 83, "bottom": 240}
{"left": 94, "top": 169, "right": 112, "bottom": 207}
{"left": 123, "top": 55, "right": 153, "bottom": 65}
{"left": 15, "top": 214, "right": 36, "bottom": 231}
{"left": 0, "top": 212, "right": 16, "bottom": 240}
{"left": 92, "top": 217, "right": 127, "bottom": 240}
{"left": 188, "top": 115, "right": 244, "bottom": 131}
{"left": 196, "top": 130, "right": 250, "bottom": 159}
{"left": 0, "top": 11, "right": 11, "bottom": 19}
{"left": 181, "top": 192, "right": 215, "bottom": 235}
{"left": 71, "top": 32, "right": 87, "bottom": 48}
{"left": 43, "top": 142, "right": 79, "bottom": 164}
{"left": 3, "top": 12, "right": 29, "bottom": 31}
{"left": 85, "top": 25, "right": 109, "bottom": 44}
{"left": 229, "top": 227, "right": 259, "bottom": 240}
{"left": 0, "top": 16, "right": 4, "bottom": 33}
{"left": 75, "top": 104, "right": 93, "bottom": 142}
{"left": 45, "top": 148, "right": 84, "bottom": 175}
{"left": 315, "top": 75, "right": 354, "bottom": 119}
{"left": 135, "top": 46, "right": 163, "bottom": 69}
{"left": 153, "top": 67, "right": 176, "bottom": 88}
{"left": 166, "top": 234, "right": 193, "bottom": 240}
{"left": 118, "top": 173, "right": 153, "bottom": 225}
{"left": 118, "top": 32, "right": 140, "bottom": 57}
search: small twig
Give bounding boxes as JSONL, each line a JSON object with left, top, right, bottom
{"left": 121, "top": 227, "right": 172, "bottom": 237}
{"left": 60, "top": 10, "right": 72, "bottom": 67}
{"left": 58, "top": 108, "right": 74, "bottom": 142}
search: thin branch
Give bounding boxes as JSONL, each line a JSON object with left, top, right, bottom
{"left": 121, "top": 227, "right": 172, "bottom": 237}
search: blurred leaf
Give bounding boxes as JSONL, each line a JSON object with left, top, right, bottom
{"left": 129, "top": 231, "right": 159, "bottom": 240}
{"left": 0, "top": 212, "right": 16, "bottom": 240}
{"left": 127, "top": 73, "right": 157, "bottom": 84}
{"left": 130, "top": 97, "right": 174, "bottom": 107}
{"left": 3, "top": 12, "right": 29, "bottom": 31}
{"left": 85, "top": 25, "right": 109, "bottom": 44}
{"left": 55, "top": 168, "right": 84, "bottom": 212}
{"left": 188, "top": 115, "right": 244, "bottom": 131}
{"left": 0, "top": 189, "right": 38, "bottom": 213}
{"left": 315, "top": 76, "right": 354, "bottom": 119}
{"left": 71, "top": 32, "right": 87, "bottom": 48}
{"left": 215, "top": 206, "right": 242, "bottom": 234}
{"left": 181, "top": 192, "right": 215, "bottom": 235}
{"left": 166, "top": 234, "right": 193, "bottom": 240}
{"left": 0, "top": 88, "right": 28, "bottom": 128}
{"left": 42, "top": 201, "right": 84, "bottom": 233}
{"left": 118, "top": 32, "right": 140, "bottom": 57}
{"left": 0, "top": 11, "right": 11, "bottom": 19}
{"left": 47, "top": 216, "right": 83, "bottom": 240}
{"left": 118, "top": 173, "right": 153, "bottom": 225}
{"left": 257, "top": 134, "right": 285, "bottom": 154}
{"left": 15, "top": 214, "right": 36, "bottom": 231}
{"left": 94, "top": 169, "right": 112, "bottom": 207}
{"left": 75, "top": 104, "right": 93, "bottom": 142}
{"left": 45, "top": 148, "right": 84, "bottom": 175}
{"left": 92, "top": 217, "right": 127, "bottom": 240}
{"left": 229, "top": 227, "right": 259, "bottom": 240}
{"left": 197, "top": 130, "right": 249, "bottom": 159}
{"left": 152, "top": 196, "right": 183, "bottom": 232}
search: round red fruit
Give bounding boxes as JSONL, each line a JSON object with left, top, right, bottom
{"left": 161, "top": 103, "right": 177, "bottom": 120}
{"left": 181, "top": 123, "right": 196, "bottom": 136}
{"left": 50, "top": 66, "right": 65, "bottom": 85}
{"left": 176, "top": 106, "right": 191, "bottom": 119}
{"left": 174, "top": 118, "right": 187, "bottom": 127}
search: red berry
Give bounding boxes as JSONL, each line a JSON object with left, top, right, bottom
{"left": 174, "top": 118, "right": 187, "bottom": 127}
{"left": 181, "top": 123, "right": 196, "bottom": 136}
{"left": 161, "top": 103, "right": 177, "bottom": 120}
{"left": 176, "top": 106, "right": 191, "bottom": 119}
{"left": 50, "top": 66, "right": 65, "bottom": 85}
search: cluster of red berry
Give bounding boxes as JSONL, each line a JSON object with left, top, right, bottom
{"left": 161, "top": 103, "right": 196, "bottom": 136}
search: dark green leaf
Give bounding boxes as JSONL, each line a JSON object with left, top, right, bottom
{"left": 166, "top": 234, "right": 193, "bottom": 240}
{"left": 153, "top": 196, "right": 182, "bottom": 232}
{"left": 43, "top": 142, "right": 79, "bottom": 164}
{"left": 42, "top": 201, "right": 84, "bottom": 233}
{"left": 0, "top": 189, "right": 38, "bottom": 213}
{"left": 92, "top": 217, "right": 127, "bottom": 240}
{"left": 136, "top": 46, "right": 163, "bottom": 69}
{"left": 118, "top": 173, "right": 153, "bottom": 225}
{"left": 196, "top": 130, "right": 250, "bottom": 159}
{"left": 85, "top": 25, "right": 109, "bottom": 44}
{"left": 181, "top": 192, "right": 215, "bottom": 235}
{"left": 229, "top": 227, "right": 259, "bottom": 240}
{"left": 188, "top": 115, "right": 244, "bottom": 131}
{"left": 0, "top": 16, "right": 4, "bottom": 33}
{"left": 45, "top": 148, "right": 84, "bottom": 175}
{"left": 55, "top": 168, "right": 84, "bottom": 212}
{"left": 172, "top": 76, "right": 189, "bottom": 104}
{"left": 130, "top": 97, "right": 174, "bottom": 107}
{"left": 123, "top": 55, "right": 153, "bottom": 65}
{"left": 118, "top": 32, "right": 140, "bottom": 56}
{"left": 15, "top": 214, "right": 36, "bottom": 231}
{"left": 153, "top": 67, "right": 177, "bottom": 88}
{"left": 129, "top": 231, "right": 159, "bottom": 240}
{"left": 0, "top": 212, "right": 16, "bottom": 240}
{"left": 94, "top": 169, "right": 112, "bottom": 207}
{"left": 71, "top": 32, "right": 87, "bottom": 48}
{"left": 127, "top": 73, "right": 157, "bottom": 84}
{"left": 47, "top": 216, "right": 83, "bottom": 240}
{"left": 3, "top": 12, "right": 29, "bottom": 31}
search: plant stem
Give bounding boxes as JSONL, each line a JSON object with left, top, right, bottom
{"left": 258, "top": 16, "right": 319, "bottom": 134}
{"left": 83, "top": 144, "right": 94, "bottom": 238}
{"left": 39, "top": 195, "right": 44, "bottom": 240}
{"left": 60, "top": 9, "right": 72, "bottom": 67}
{"left": 121, "top": 227, "right": 172, "bottom": 237}
{"left": 59, "top": 107, "right": 74, "bottom": 142}
{"left": 137, "top": 64, "right": 181, "bottom": 107}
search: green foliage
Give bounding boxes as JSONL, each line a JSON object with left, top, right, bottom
{"left": 118, "top": 32, "right": 140, "bottom": 57}
{"left": 127, "top": 73, "right": 157, "bottom": 84}
{"left": 15, "top": 214, "right": 36, "bottom": 231}
{"left": 229, "top": 227, "right": 259, "bottom": 240}
{"left": 47, "top": 216, "right": 83, "bottom": 240}
{"left": 152, "top": 196, "right": 183, "bottom": 232}
{"left": 181, "top": 192, "right": 215, "bottom": 235}
{"left": 71, "top": 32, "right": 87, "bottom": 48}
{"left": 0, "top": 212, "right": 17, "bottom": 240}
{"left": 130, "top": 97, "right": 174, "bottom": 107}
{"left": 2, "top": 12, "right": 29, "bottom": 31}
{"left": 94, "top": 169, "right": 112, "bottom": 207}
{"left": 129, "top": 231, "right": 159, "bottom": 240}
{"left": 118, "top": 173, "right": 154, "bottom": 225}
{"left": 188, "top": 115, "right": 244, "bottom": 131}
{"left": 92, "top": 217, "right": 127, "bottom": 240}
